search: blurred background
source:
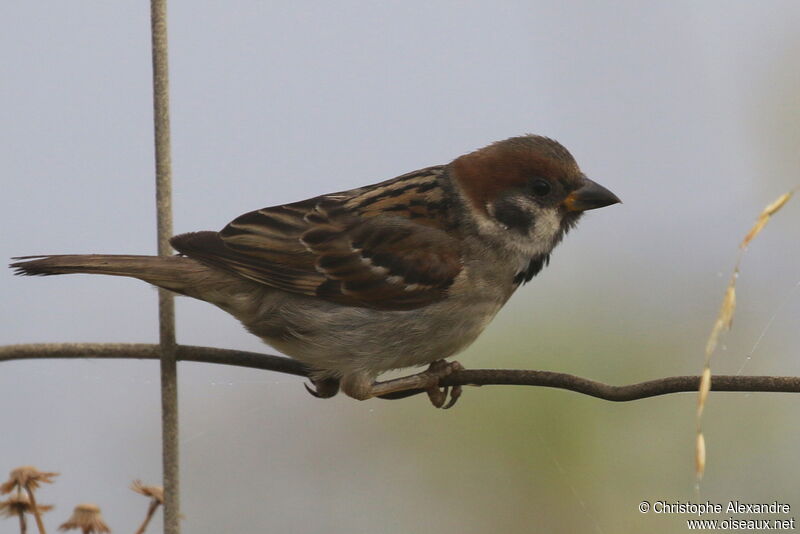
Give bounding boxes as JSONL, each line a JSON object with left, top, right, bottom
{"left": 2, "top": 2, "right": 799, "bottom": 532}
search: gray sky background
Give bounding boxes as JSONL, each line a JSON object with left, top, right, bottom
{"left": 2, "top": 2, "right": 800, "bottom": 533}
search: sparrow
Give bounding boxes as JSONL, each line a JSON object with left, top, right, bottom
{"left": 11, "top": 135, "right": 620, "bottom": 408}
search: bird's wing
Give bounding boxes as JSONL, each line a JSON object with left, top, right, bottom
{"left": 171, "top": 167, "right": 463, "bottom": 310}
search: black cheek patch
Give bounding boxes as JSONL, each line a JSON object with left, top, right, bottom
{"left": 492, "top": 195, "right": 535, "bottom": 233}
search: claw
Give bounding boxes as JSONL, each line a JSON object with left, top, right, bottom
{"left": 442, "top": 385, "right": 462, "bottom": 409}
{"left": 304, "top": 376, "right": 340, "bottom": 399}
{"left": 424, "top": 360, "right": 464, "bottom": 409}
{"left": 426, "top": 385, "right": 448, "bottom": 408}
{"left": 304, "top": 382, "right": 323, "bottom": 398}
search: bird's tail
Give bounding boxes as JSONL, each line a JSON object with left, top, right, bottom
{"left": 10, "top": 254, "right": 204, "bottom": 296}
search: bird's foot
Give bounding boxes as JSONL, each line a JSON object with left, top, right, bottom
{"left": 340, "top": 360, "right": 463, "bottom": 409}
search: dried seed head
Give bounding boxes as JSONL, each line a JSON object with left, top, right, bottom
{"left": 705, "top": 281, "right": 737, "bottom": 357}
{"left": 695, "top": 433, "right": 706, "bottom": 479}
{"left": 58, "top": 503, "right": 110, "bottom": 533}
{"left": 740, "top": 191, "right": 793, "bottom": 249}
{"left": 0, "top": 493, "right": 54, "bottom": 518}
{"left": 131, "top": 480, "right": 164, "bottom": 504}
{"left": 1, "top": 466, "right": 59, "bottom": 494}
{"left": 697, "top": 367, "right": 712, "bottom": 417}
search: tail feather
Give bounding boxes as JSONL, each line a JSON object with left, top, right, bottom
{"left": 10, "top": 254, "right": 201, "bottom": 295}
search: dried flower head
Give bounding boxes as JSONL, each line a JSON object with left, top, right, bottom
{"left": 59, "top": 503, "right": 110, "bottom": 533}
{"left": 1, "top": 466, "right": 59, "bottom": 494}
{"left": 0, "top": 493, "right": 53, "bottom": 518}
{"left": 130, "top": 481, "right": 163, "bottom": 504}
{"left": 131, "top": 480, "right": 164, "bottom": 534}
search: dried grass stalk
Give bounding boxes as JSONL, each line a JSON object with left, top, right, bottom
{"left": 696, "top": 189, "right": 796, "bottom": 481}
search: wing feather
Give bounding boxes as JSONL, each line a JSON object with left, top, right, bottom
{"left": 171, "top": 167, "right": 462, "bottom": 310}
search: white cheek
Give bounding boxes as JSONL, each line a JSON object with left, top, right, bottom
{"left": 530, "top": 208, "right": 562, "bottom": 247}
{"left": 504, "top": 206, "right": 560, "bottom": 259}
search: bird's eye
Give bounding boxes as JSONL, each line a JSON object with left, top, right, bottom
{"left": 530, "top": 179, "right": 551, "bottom": 197}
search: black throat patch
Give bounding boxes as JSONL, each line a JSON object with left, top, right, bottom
{"left": 513, "top": 254, "right": 551, "bottom": 285}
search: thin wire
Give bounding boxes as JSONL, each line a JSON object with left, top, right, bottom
{"left": 3, "top": 343, "right": 800, "bottom": 400}
{"left": 149, "top": 1, "right": 180, "bottom": 533}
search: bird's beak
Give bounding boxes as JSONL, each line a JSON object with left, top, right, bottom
{"left": 562, "top": 178, "right": 621, "bottom": 212}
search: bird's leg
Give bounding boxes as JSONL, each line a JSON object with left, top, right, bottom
{"left": 341, "top": 360, "right": 463, "bottom": 409}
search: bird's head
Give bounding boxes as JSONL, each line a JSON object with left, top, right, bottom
{"left": 450, "top": 134, "right": 620, "bottom": 257}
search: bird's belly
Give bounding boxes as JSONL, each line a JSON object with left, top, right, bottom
{"left": 242, "top": 291, "right": 503, "bottom": 378}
